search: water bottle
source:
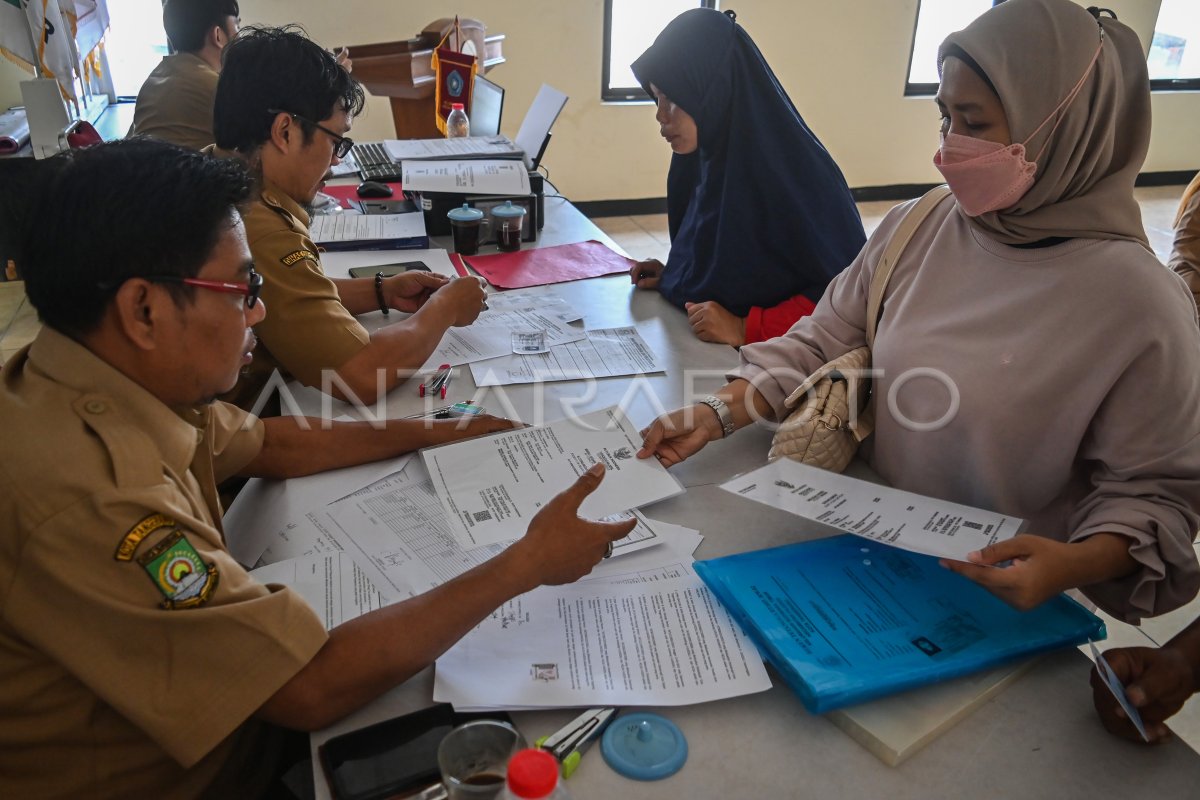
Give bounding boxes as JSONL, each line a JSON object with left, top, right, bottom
{"left": 446, "top": 102, "right": 470, "bottom": 138}
{"left": 498, "top": 749, "right": 571, "bottom": 800}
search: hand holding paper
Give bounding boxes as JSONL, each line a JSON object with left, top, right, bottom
{"left": 1090, "top": 643, "right": 1190, "bottom": 744}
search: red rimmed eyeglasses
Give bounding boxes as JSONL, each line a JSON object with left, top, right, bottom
{"left": 146, "top": 269, "right": 264, "bottom": 309}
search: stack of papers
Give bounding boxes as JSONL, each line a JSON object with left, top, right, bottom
{"left": 470, "top": 326, "right": 662, "bottom": 387}
{"left": 308, "top": 211, "right": 428, "bottom": 251}
{"left": 383, "top": 135, "right": 523, "bottom": 162}
{"left": 402, "top": 159, "right": 531, "bottom": 196}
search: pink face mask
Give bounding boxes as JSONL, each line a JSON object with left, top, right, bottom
{"left": 933, "top": 37, "right": 1103, "bottom": 217}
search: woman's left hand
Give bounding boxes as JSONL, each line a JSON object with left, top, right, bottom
{"left": 685, "top": 301, "right": 746, "bottom": 346}
{"left": 939, "top": 534, "right": 1082, "bottom": 611}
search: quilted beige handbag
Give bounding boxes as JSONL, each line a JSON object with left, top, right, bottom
{"left": 768, "top": 186, "right": 952, "bottom": 469}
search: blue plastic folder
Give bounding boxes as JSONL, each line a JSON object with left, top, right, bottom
{"left": 694, "top": 535, "right": 1105, "bottom": 714}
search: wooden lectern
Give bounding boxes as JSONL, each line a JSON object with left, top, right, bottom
{"left": 346, "top": 19, "right": 506, "bottom": 140}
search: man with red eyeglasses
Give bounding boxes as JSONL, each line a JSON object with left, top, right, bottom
{"left": 0, "top": 138, "right": 633, "bottom": 798}
{"left": 212, "top": 26, "right": 489, "bottom": 413}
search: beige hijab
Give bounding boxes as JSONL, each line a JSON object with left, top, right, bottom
{"left": 939, "top": 0, "right": 1150, "bottom": 247}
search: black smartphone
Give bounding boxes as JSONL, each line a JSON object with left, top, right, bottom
{"left": 348, "top": 261, "right": 430, "bottom": 279}
{"left": 319, "top": 704, "right": 513, "bottom": 800}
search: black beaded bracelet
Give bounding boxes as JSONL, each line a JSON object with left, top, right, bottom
{"left": 375, "top": 272, "right": 389, "bottom": 316}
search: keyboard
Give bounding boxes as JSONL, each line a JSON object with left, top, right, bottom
{"left": 350, "top": 142, "right": 404, "bottom": 182}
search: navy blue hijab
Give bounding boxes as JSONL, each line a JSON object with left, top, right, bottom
{"left": 631, "top": 9, "right": 865, "bottom": 316}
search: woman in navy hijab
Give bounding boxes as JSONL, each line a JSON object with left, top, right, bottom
{"left": 630, "top": 8, "right": 865, "bottom": 346}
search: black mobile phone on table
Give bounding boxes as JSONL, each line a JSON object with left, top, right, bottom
{"left": 348, "top": 261, "right": 430, "bottom": 279}
{"left": 319, "top": 704, "right": 513, "bottom": 800}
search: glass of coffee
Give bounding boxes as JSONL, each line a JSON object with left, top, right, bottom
{"left": 448, "top": 204, "right": 487, "bottom": 256}
{"left": 437, "top": 719, "right": 526, "bottom": 799}
{"left": 490, "top": 201, "right": 527, "bottom": 252}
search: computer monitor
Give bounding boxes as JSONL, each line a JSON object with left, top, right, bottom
{"left": 470, "top": 75, "right": 504, "bottom": 138}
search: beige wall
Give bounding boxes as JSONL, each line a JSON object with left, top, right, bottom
{"left": 4, "top": 0, "right": 1196, "bottom": 200}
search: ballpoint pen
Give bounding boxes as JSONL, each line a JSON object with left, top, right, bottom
{"left": 535, "top": 707, "right": 617, "bottom": 778}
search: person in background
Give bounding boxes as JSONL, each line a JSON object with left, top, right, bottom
{"left": 212, "top": 26, "right": 486, "bottom": 412}
{"left": 628, "top": 8, "right": 865, "bottom": 347}
{"left": 1168, "top": 170, "right": 1200, "bottom": 313}
{"left": 127, "top": 0, "right": 240, "bottom": 149}
{"left": 0, "top": 138, "right": 635, "bottom": 798}
{"left": 638, "top": 0, "right": 1200, "bottom": 623}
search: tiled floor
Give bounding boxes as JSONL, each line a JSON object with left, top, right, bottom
{"left": 2, "top": 185, "right": 1199, "bottom": 748}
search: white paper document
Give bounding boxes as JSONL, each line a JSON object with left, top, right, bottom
{"left": 309, "top": 211, "right": 426, "bottom": 244}
{"left": 470, "top": 327, "right": 663, "bottom": 387}
{"left": 294, "top": 461, "right": 667, "bottom": 603}
{"left": 434, "top": 573, "right": 771, "bottom": 710}
{"left": 402, "top": 159, "right": 531, "bottom": 195}
{"left": 224, "top": 454, "right": 414, "bottom": 567}
{"left": 486, "top": 291, "right": 583, "bottom": 323}
{"left": 721, "top": 459, "right": 1023, "bottom": 562}
{"left": 249, "top": 552, "right": 387, "bottom": 630}
{"left": 422, "top": 407, "right": 685, "bottom": 549}
{"left": 383, "top": 135, "right": 523, "bottom": 162}
{"left": 421, "top": 307, "right": 587, "bottom": 369}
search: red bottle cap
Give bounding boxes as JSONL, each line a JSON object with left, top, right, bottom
{"left": 506, "top": 749, "right": 559, "bottom": 798}
{"left": 451, "top": 102, "right": 465, "bottom": 110}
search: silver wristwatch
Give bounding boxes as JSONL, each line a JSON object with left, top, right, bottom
{"left": 699, "top": 395, "right": 735, "bottom": 438}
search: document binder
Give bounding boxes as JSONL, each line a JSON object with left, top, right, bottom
{"left": 694, "top": 534, "right": 1104, "bottom": 714}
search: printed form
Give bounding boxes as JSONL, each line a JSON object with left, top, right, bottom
{"left": 470, "top": 327, "right": 662, "bottom": 386}
{"left": 248, "top": 552, "right": 386, "bottom": 630}
{"left": 422, "top": 407, "right": 685, "bottom": 549}
{"left": 251, "top": 460, "right": 673, "bottom": 604}
{"left": 434, "top": 573, "right": 772, "bottom": 710}
{"left": 420, "top": 306, "right": 586, "bottom": 369}
{"left": 721, "top": 459, "right": 1023, "bottom": 562}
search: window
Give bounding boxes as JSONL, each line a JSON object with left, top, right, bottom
{"left": 904, "top": 0, "right": 1001, "bottom": 96}
{"left": 602, "top": 0, "right": 715, "bottom": 102}
{"left": 1148, "top": 0, "right": 1200, "bottom": 90}
{"left": 105, "top": 0, "right": 169, "bottom": 98}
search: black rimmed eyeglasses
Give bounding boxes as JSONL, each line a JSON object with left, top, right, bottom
{"left": 267, "top": 108, "right": 355, "bottom": 159}
{"left": 146, "top": 269, "right": 264, "bottom": 309}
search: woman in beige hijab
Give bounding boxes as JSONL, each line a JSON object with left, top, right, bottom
{"left": 1169, "top": 171, "right": 1200, "bottom": 311}
{"left": 639, "top": 0, "right": 1200, "bottom": 623}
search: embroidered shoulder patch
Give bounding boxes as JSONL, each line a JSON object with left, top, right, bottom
{"left": 137, "top": 530, "right": 219, "bottom": 609}
{"left": 281, "top": 249, "right": 317, "bottom": 267}
{"left": 114, "top": 513, "right": 176, "bottom": 561}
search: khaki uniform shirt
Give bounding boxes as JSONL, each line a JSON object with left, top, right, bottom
{"left": 0, "top": 328, "right": 329, "bottom": 799}
{"left": 227, "top": 176, "right": 370, "bottom": 411}
{"left": 127, "top": 53, "right": 219, "bottom": 151}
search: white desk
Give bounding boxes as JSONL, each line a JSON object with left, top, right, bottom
{"left": 302, "top": 200, "right": 1200, "bottom": 798}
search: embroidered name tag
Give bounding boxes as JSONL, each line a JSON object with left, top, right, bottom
{"left": 281, "top": 249, "right": 317, "bottom": 267}
{"left": 114, "top": 513, "right": 176, "bottom": 561}
{"left": 137, "top": 530, "right": 219, "bottom": 609}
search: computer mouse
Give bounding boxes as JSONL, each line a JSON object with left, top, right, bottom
{"left": 357, "top": 180, "right": 394, "bottom": 199}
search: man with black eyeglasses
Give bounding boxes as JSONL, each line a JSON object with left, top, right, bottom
{"left": 0, "top": 138, "right": 633, "bottom": 798}
{"left": 211, "top": 25, "right": 490, "bottom": 413}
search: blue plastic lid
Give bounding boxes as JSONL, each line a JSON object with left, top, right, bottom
{"left": 600, "top": 712, "right": 687, "bottom": 781}
{"left": 490, "top": 200, "right": 526, "bottom": 218}
{"left": 447, "top": 203, "right": 483, "bottom": 222}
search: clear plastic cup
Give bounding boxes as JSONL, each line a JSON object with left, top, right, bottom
{"left": 437, "top": 719, "right": 527, "bottom": 800}
{"left": 491, "top": 201, "right": 528, "bottom": 252}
